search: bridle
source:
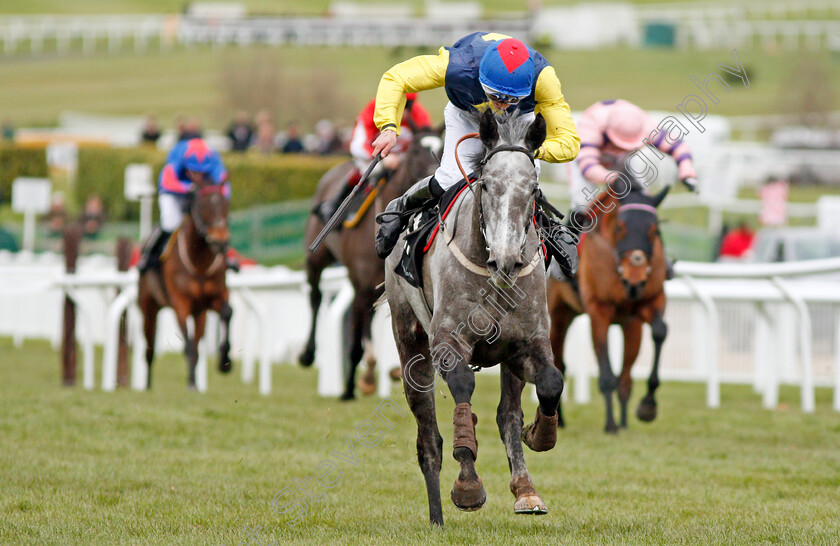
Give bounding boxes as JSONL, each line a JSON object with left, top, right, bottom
{"left": 180, "top": 184, "right": 226, "bottom": 277}
{"left": 454, "top": 133, "right": 536, "bottom": 252}
{"left": 615, "top": 202, "right": 659, "bottom": 277}
{"left": 444, "top": 132, "right": 542, "bottom": 277}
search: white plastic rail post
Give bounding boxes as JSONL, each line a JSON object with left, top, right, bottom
{"left": 317, "top": 281, "right": 354, "bottom": 397}
{"left": 102, "top": 285, "right": 138, "bottom": 391}
{"left": 834, "top": 309, "right": 840, "bottom": 413}
{"left": 772, "top": 277, "right": 815, "bottom": 413}
{"left": 756, "top": 304, "right": 778, "bottom": 410}
{"left": 683, "top": 276, "right": 720, "bottom": 409}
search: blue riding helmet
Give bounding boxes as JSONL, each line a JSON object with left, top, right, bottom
{"left": 478, "top": 38, "right": 535, "bottom": 99}
{"left": 182, "top": 139, "right": 219, "bottom": 173}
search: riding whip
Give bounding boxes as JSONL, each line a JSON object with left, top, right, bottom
{"left": 309, "top": 154, "right": 382, "bottom": 252}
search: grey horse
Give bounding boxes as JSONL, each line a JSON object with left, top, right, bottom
{"left": 384, "top": 110, "right": 565, "bottom": 527}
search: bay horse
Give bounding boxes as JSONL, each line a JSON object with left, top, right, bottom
{"left": 547, "top": 176, "right": 669, "bottom": 433}
{"left": 384, "top": 110, "right": 564, "bottom": 526}
{"left": 299, "top": 126, "right": 442, "bottom": 400}
{"left": 138, "top": 184, "right": 233, "bottom": 389}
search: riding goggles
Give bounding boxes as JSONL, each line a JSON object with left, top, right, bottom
{"left": 481, "top": 83, "right": 526, "bottom": 105}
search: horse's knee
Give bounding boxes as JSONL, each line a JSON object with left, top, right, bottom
{"left": 652, "top": 319, "right": 668, "bottom": 344}
{"left": 599, "top": 374, "right": 618, "bottom": 393}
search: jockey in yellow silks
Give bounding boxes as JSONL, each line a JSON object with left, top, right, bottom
{"left": 372, "top": 32, "right": 581, "bottom": 259}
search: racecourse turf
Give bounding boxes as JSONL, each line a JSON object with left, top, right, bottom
{"left": 1, "top": 336, "right": 839, "bottom": 544}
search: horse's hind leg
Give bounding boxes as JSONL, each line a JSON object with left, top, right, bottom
{"left": 398, "top": 326, "right": 444, "bottom": 526}
{"left": 436, "top": 338, "right": 485, "bottom": 512}
{"left": 213, "top": 298, "right": 233, "bottom": 373}
{"left": 590, "top": 310, "right": 619, "bottom": 433}
{"left": 497, "top": 366, "right": 547, "bottom": 515}
{"left": 618, "top": 319, "right": 643, "bottom": 429}
{"left": 548, "top": 306, "right": 575, "bottom": 428}
{"left": 638, "top": 311, "right": 667, "bottom": 422}
{"left": 299, "top": 247, "right": 328, "bottom": 368}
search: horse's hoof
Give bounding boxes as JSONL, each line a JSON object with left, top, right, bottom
{"left": 357, "top": 376, "right": 376, "bottom": 396}
{"left": 636, "top": 400, "right": 657, "bottom": 422}
{"left": 514, "top": 494, "right": 548, "bottom": 515}
{"left": 389, "top": 367, "right": 402, "bottom": 381}
{"left": 188, "top": 384, "right": 198, "bottom": 392}
{"left": 299, "top": 351, "right": 315, "bottom": 368}
{"left": 522, "top": 408, "right": 558, "bottom": 452}
{"left": 339, "top": 391, "right": 356, "bottom": 402}
{"left": 219, "top": 359, "right": 233, "bottom": 374}
{"left": 604, "top": 424, "right": 619, "bottom": 434}
{"left": 450, "top": 478, "right": 486, "bottom": 512}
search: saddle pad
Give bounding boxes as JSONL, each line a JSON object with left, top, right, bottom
{"left": 394, "top": 209, "right": 438, "bottom": 288}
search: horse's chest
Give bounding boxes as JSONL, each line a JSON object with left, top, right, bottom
{"left": 174, "top": 273, "right": 224, "bottom": 297}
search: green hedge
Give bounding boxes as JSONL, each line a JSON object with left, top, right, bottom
{"left": 76, "top": 147, "right": 346, "bottom": 220}
{"left": 0, "top": 146, "right": 48, "bottom": 204}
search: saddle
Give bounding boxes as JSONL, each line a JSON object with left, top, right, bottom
{"left": 395, "top": 179, "right": 469, "bottom": 289}
{"left": 396, "top": 179, "right": 580, "bottom": 289}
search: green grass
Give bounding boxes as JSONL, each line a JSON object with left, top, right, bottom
{"left": 2, "top": 337, "right": 840, "bottom": 544}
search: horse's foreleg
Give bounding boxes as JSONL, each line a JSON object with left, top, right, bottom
{"left": 435, "top": 337, "right": 484, "bottom": 512}
{"left": 173, "top": 303, "right": 197, "bottom": 389}
{"left": 517, "top": 343, "right": 563, "bottom": 452}
{"left": 497, "top": 366, "right": 547, "bottom": 515}
{"left": 141, "top": 297, "right": 159, "bottom": 391}
{"left": 299, "top": 257, "right": 324, "bottom": 368}
{"left": 590, "top": 309, "right": 619, "bottom": 433}
{"left": 618, "top": 319, "right": 643, "bottom": 429}
{"left": 340, "top": 295, "right": 368, "bottom": 401}
{"left": 213, "top": 297, "right": 233, "bottom": 373}
{"left": 638, "top": 310, "right": 667, "bottom": 422}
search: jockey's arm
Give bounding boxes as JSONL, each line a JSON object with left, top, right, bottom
{"left": 159, "top": 163, "right": 193, "bottom": 195}
{"left": 652, "top": 134, "right": 697, "bottom": 181}
{"left": 533, "top": 66, "right": 581, "bottom": 164}
{"left": 373, "top": 48, "right": 449, "bottom": 137}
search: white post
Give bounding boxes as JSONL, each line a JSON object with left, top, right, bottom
{"left": 772, "top": 277, "right": 815, "bottom": 413}
{"left": 139, "top": 196, "right": 153, "bottom": 240}
{"left": 373, "top": 302, "right": 401, "bottom": 398}
{"left": 317, "top": 282, "right": 354, "bottom": 397}
{"left": 102, "top": 285, "right": 138, "bottom": 391}
{"left": 196, "top": 337, "right": 208, "bottom": 393}
{"left": 22, "top": 210, "right": 36, "bottom": 252}
{"left": 834, "top": 309, "right": 840, "bottom": 412}
{"left": 569, "top": 316, "right": 592, "bottom": 404}
{"left": 683, "top": 276, "right": 719, "bottom": 408}
{"left": 131, "top": 306, "right": 148, "bottom": 390}
{"left": 758, "top": 305, "right": 779, "bottom": 409}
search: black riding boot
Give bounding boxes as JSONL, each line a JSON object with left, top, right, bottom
{"left": 375, "top": 175, "right": 439, "bottom": 259}
{"left": 138, "top": 228, "right": 172, "bottom": 274}
{"left": 317, "top": 182, "right": 355, "bottom": 224}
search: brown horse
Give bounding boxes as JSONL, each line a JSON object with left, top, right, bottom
{"left": 299, "top": 127, "right": 442, "bottom": 400}
{"left": 138, "top": 184, "right": 233, "bottom": 389}
{"left": 547, "top": 179, "right": 669, "bottom": 432}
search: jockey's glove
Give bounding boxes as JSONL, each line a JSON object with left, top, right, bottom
{"left": 681, "top": 177, "right": 698, "bottom": 193}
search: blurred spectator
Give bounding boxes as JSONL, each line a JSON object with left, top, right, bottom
{"left": 46, "top": 192, "right": 67, "bottom": 236}
{"left": 177, "top": 116, "right": 202, "bottom": 141}
{"left": 252, "top": 111, "right": 276, "bottom": 154}
{"left": 81, "top": 194, "right": 106, "bottom": 238}
{"left": 1, "top": 118, "right": 14, "bottom": 142}
{"left": 226, "top": 111, "right": 254, "bottom": 152}
{"left": 281, "top": 122, "right": 305, "bottom": 154}
{"left": 718, "top": 221, "right": 755, "bottom": 261}
{"left": 315, "top": 119, "right": 345, "bottom": 155}
{"left": 140, "top": 114, "right": 161, "bottom": 146}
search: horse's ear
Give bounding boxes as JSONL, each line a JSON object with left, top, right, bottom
{"left": 479, "top": 109, "right": 498, "bottom": 148}
{"left": 525, "top": 113, "right": 546, "bottom": 153}
{"left": 651, "top": 185, "right": 670, "bottom": 208}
